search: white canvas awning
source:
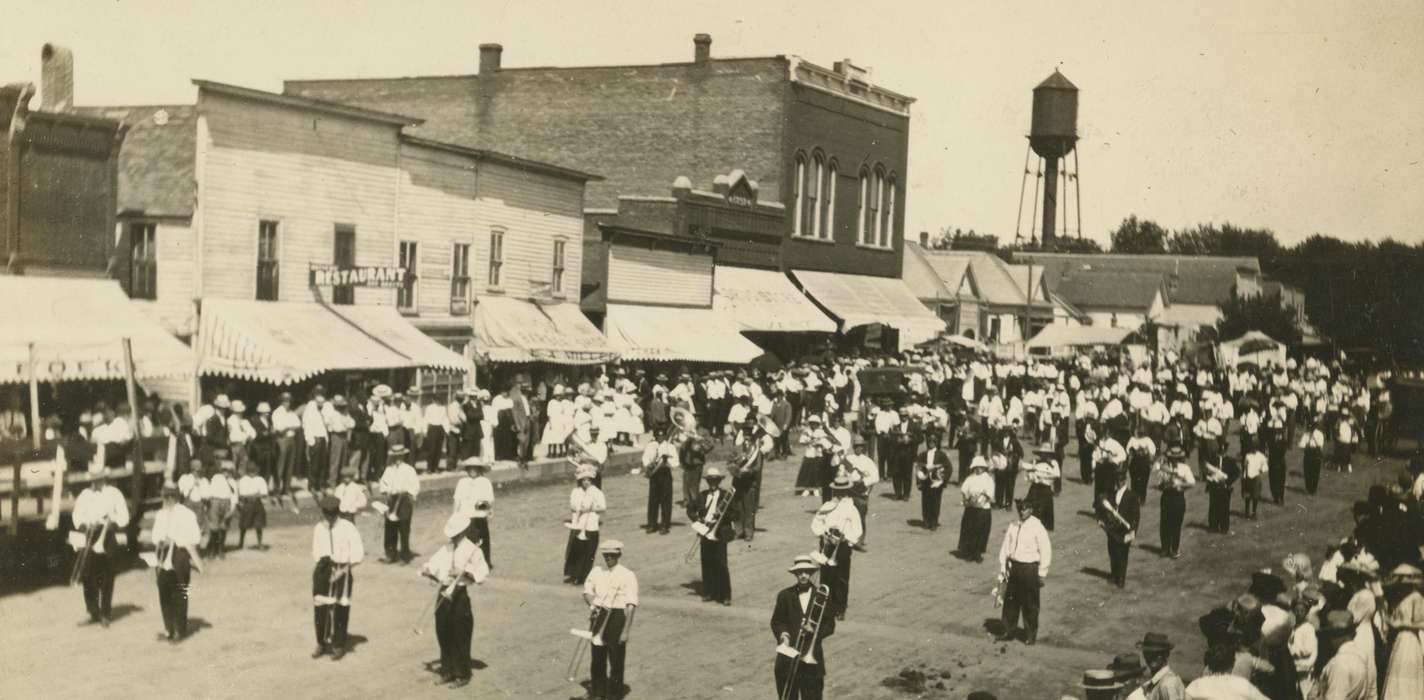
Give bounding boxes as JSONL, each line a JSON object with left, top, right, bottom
{"left": 789, "top": 269, "right": 945, "bottom": 348}
{"left": 473, "top": 295, "right": 619, "bottom": 365}
{"left": 0, "top": 276, "right": 193, "bottom": 384}
{"left": 602, "top": 304, "right": 762, "bottom": 364}
{"left": 712, "top": 266, "right": 836, "bottom": 333}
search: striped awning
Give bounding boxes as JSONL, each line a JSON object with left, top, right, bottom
{"left": 196, "top": 298, "right": 471, "bottom": 384}
{"left": 712, "top": 266, "right": 836, "bottom": 333}
{"left": 0, "top": 276, "right": 193, "bottom": 384}
{"left": 789, "top": 269, "right": 946, "bottom": 349}
{"left": 473, "top": 295, "right": 619, "bottom": 365}
{"left": 602, "top": 304, "right": 761, "bottom": 364}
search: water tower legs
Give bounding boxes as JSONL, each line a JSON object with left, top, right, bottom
{"left": 1041, "top": 155, "right": 1059, "bottom": 245}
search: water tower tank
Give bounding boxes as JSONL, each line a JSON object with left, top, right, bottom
{"left": 1030, "top": 69, "right": 1078, "bottom": 159}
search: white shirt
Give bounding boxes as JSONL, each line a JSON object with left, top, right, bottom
{"left": 844, "top": 453, "right": 879, "bottom": 487}
{"left": 453, "top": 475, "right": 494, "bottom": 519}
{"left": 999, "top": 516, "right": 1052, "bottom": 578}
{"left": 726, "top": 403, "right": 750, "bottom": 428}
{"left": 422, "top": 538, "right": 490, "bottom": 589}
{"left": 322, "top": 404, "right": 355, "bottom": 434}
{"left": 236, "top": 474, "right": 269, "bottom": 498}
{"left": 1244, "top": 452, "right": 1268, "bottom": 479}
{"left": 272, "top": 405, "right": 301, "bottom": 434}
{"left": 961, "top": 472, "right": 995, "bottom": 509}
{"left": 584, "top": 563, "right": 639, "bottom": 611}
{"left": 301, "top": 402, "right": 328, "bottom": 443}
{"left": 423, "top": 402, "right": 449, "bottom": 430}
{"left": 378, "top": 462, "right": 421, "bottom": 497}
{"left": 641, "top": 441, "right": 680, "bottom": 471}
{"left": 72, "top": 485, "right": 131, "bottom": 529}
{"left": 310, "top": 518, "right": 365, "bottom": 564}
{"left": 206, "top": 473, "right": 239, "bottom": 508}
{"left": 811, "top": 498, "right": 863, "bottom": 545}
{"left": 569, "top": 486, "right": 606, "bottom": 532}
{"left": 334, "top": 481, "right": 368, "bottom": 514}
{"left": 227, "top": 414, "right": 256, "bottom": 444}
{"left": 151, "top": 504, "right": 201, "bottom": 570}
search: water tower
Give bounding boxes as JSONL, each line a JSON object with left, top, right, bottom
{"left": 1016, "top": 70, "right": 1081, "bottom": 247}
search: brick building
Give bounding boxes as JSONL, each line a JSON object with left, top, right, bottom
{"left": 286, "top": 34, "right": 942, "bottom": 353}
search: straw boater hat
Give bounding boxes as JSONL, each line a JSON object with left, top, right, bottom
{"left": 704, "top": 465, "right": 725, "bottom": 480}
{"left": 829, "top": 475, "right": 854, "bottom": 491}
{"left": 230, "top": 399, "right": 246, "bottom": 413}
{"left": 598, "top": 539, "right": 624, "bottom": 555}
{"left": 388, "top": 444, "right": 410, "bottom": 458}
{"left": 460, "top": 456, "right": 490, "bottom": 472}
{"left": 788, "top": 554, "right": 820, "bottom": 574}
{"left": 372, "top": 384, "right": 392, "bottom": 399}
{"left": 1166, "top": 445, "right": 1187, "bottom": 460}
{"left": 575, "top": 466, "right": 597, "bottom": 482}
{"left": 256, "top": 402, "right": 272, "bottom": 414}
{"left": 214, "top": 395, "right": 231, "bottom": 409}
{"left": 1075, "top": 669, "right": 1127, "bottom": 691}
{"left": 443, "top": 514, "right": 471, "bottom": 539}
{"left": 970, "top": 455, "right": 989, "bottom": 472}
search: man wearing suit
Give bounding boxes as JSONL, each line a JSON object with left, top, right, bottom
{"left": 510, "top": 382, "right": 533, "bottom": 469}
{"left": 1097, "top": 469, "right": 1140, "bottom": 588}
{"left": 915, "top": 429, "right": 951, "bottom": 529}
{"left": 691, "top": 466, "right": 739, "bottom": 605}
{"left": 772, "top": 555, "right": 837, "bottom": 700}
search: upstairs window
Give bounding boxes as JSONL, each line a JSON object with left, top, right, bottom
{"left": 792, "top": 153, "right": 807, "bottom": 236}
{"left": 806, "top": 153, "right": 822, "bottom": 237}
{"left": 128, "top": 223, "right": 157, "bottom": 299}
{"left": 880, "top": 174, "right": 897, "bottom": 248}
{"left": 450, "top": 243, "right": 471, "bottom": 314}
{"left": 256, "top": 220, "right": 279, "bottom": 301}
{"left": 821, "top": 161, "right": 837, "bottom": 240}
{"left": 856, "top": 168, "right": 871, "bottom": 245}
{"left": 488, "top": 229, "right": 505, "bottom": 289}
{"left": 867, "top": 167, "right": 883, "bottom": 246}
{"left": 397, "top": 240, "right": 418, "bottom": 312}
{"left": 552, "top": 238, "right": 567, "bottom": 295}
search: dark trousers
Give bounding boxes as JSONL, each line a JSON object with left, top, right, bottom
{"left": 734, "top": 476, "right": 758, "bottom": 540}
{"left": 700, "top": 539, "right": 731, "bottom": 602}
{"left": 275, "top": 435, "right": 297, "bottom": 494}
{"left": 877, "top": 436, "right": 896, "bottom": 480}
{"left": 1207, "top": 485, "right": 1232, "bottom": 533}
{"left": 1001, "top": 560, "right": 1041, "bottom": 642}
{"left": 957, "top": 506, "right": 991, "bottom": 558}
{"left": 563, "top": 530, "right": 598, "bottom": 584}
{"left": 645, "top": 469, "right": 672, "bottom": 531}
{"left": 384, "top": 517, "right": 411, "bottom": 561}
{"left": 993, "top": 470, "right": 1017, "bottom": 509}
{"left": 313, "top": 605, "right": 351, "bottom": 649}
{"left": 435, "top": 588, "right": 474, "bottom": 679}
{"left": 81, "top": 551, "right": 115, "bottom": 619}
{"left": 1106, "top": 536, "right": 1131, "bottom": 587}
{"left": 156, "top": 562, "right": 191, "bottom": 638}
{"left": 1078, "top": 444, "right": 1094, "bottom": 484}
{"left": 825, "top": 543, "right": 852, "bottom": 617}
{"left": 919, "top": 486, "right": 943, "bottom": 528}
{"left": 1302, "top": 450, "right": 1321, "bottom": 495}
{"left": 774, "top": 654, "right": 825, "bottom": 700}
{"left": 327, "top": 432, "right": 349, "bottom": 485}
{"left": 891, "top": 454, "right": 913, "bottom": 499}
{"left": 681, "top": 466, "right": 701, "bottom": 511}
{"left": 1160, "top": 490, "right": 1186, "bottom": 556}
{"left": 307, "top": 437, "right": 328, "bottom": 490}
{"left": 423, "top": 426, "right": 445, "bottom": 471}
{"left": 590, "top": 610, "right": 628, "bottom": 699}
{"left": 1268, "top": 450, "right": 1287, "bottom": 504}
{"left": 957, "top": 443, "right": 976, "bottom": 483}
{"left": 1128, "top": 457, "right": 1152, "bottom": 505}
{"left": 1093, "top": 461, "right": 1117, "bottom": 503}
{"left": 464, "top": 518, "right": 492, "bottom": 568}
{"left": 364, "top": 433, "right": 388, "bottom": 482}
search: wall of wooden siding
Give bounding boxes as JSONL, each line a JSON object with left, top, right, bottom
{"left": 607, "top": 246, "right": 712, "bottom": 307}
{"left": 470, "top": 160, "right": 584, "bottom": 301}
{"left": 195, "top": 90, "right": 401, "bottom": 307}
{"left": 125, "top": 219, "right": 197, "bottom": 335}
{"left": 397, "top": 142, "right": 479, "bottom": 319}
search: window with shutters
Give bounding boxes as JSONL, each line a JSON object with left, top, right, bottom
{"left": 397, "top": 240, "right": 418, "bottom": 312}
{"left": 450, "top": 243, "right": 471, "bottom": 314}
{"left": 552, "top": 238, "right": 567, "bottom": 295}
{"left": 128, "top": 223, "right": 157, "bottom": 299}
{"left": 256, "top": 220, "right": 279, "bottom": 301}
{"left": 332, "top": 225, "right": 355, "bottom": 305}
{"left": 488, "top": 229, "right": 504, "bottom": 289}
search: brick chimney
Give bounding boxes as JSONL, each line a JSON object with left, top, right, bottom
{"left": 40, "top": 43, "right": 74, "bottom": 111}
{"left": 479, "top": 43, "right": 503, "bottom": 74}
{"left": 693, "top": 34, "right": 712, "bottom": 64}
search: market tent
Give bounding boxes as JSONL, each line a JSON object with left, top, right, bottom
{"left": 1218, "top": 330, "right": 1287, "bottom": 368}
{"left": 602, "top": 304, "right": 762, "bottom": 364}
{"left": 1026, "top": 324, "right": 1137, "bottom": 350}
{"left": 473, "top": 295, "right": 619, "bottom": 365}
{"left": 0, "top": 276, "right": 192, "bottom": 384}
{"left": 712, "top": 266, "right": 836, "bottom": 333}
{"left": 196, "top": 298, "right": 472, "bottom": 384}
{"left": 789, "top": 269, "right": 945, "bottom": 349}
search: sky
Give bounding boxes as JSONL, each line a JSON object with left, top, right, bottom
{"left": 3, "top": 0, "right": 1421, "bottom": 247}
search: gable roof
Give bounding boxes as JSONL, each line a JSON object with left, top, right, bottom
{"left": 1015, "top": 252, "right": 1258, "bottom": 306}
{"left": 919, "top": 249, "right": 1050, "bottom": 308}
{"left": 1051, "top": 270, "right": 1166, "bottom": 312}
{"left": 71, "top": 104, "right": 196, "bottom": 218}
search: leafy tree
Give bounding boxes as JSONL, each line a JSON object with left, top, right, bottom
{"left": 1168, "top": 223, "right": 1281, "bottom": 258}
{"left": 1216, "top": 291, "right": 1302, "bottom": 347}
{"left": 1109, "top": 215, "right": 1168, "bottom": 253}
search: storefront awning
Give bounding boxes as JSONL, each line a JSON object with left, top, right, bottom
{"left": 603, "top": 304, "right": 762, "bottom": 364}
{"left": 0, "top": 276, "right": 193, "bottom": 384}
{"left": 473, "top": 295, "right": 619, "bottom": 365}
{"left": 196, "top": 298, "right": 472, "bottom": 384}
{"left": 789, "top": 270, "right": 946, "bottom": 348}
{"left": 712, "top": 266, "right": 836, "bottom": 333}
{"left": 1026, "top": 324, "right": 1137, "bottom": 349}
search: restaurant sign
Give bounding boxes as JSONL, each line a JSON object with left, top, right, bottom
{"left": 309, "top": 264, "right": 411, "bottom": 289}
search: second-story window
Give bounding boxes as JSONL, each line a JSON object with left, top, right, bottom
{"left": 792, "top": 154, "right": 807, "bottom": 236}
{"left": 880, "top": 174, "right": 897, "bottom": 248}
{"left": 806, "top": 154, "right": 822, "bottom": 237}
{"left": 450, "top": 243, "right": 470, "bottom": 314}
{"left": 397, "top": 240, "right": 418, "bottom": 312}
{"left": 488, "top": 229, "right": 504, "bottom": 289}
{"left": 332, "top": 225, "right": 355, "bottom": 305}
{"left": 856, "top": 168, "right": 870, "bottom": 245}
{"left": 868, "top": 168, "right": 883, "bottom": 246}
{"left": 822, "top": 161, "right": 837, "bottom": 240}
{"left": 257, "top": 220, "right": 279, "bottom": 301}
{"left": 552, "top": 238, "right": 567, "bottom": 295}
{"left": 129, "top": 222, "right": 157, "bottom": 300}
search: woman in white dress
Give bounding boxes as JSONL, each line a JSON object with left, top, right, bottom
{"left": 540, "top": 386, "right": 571, "bottom": 457}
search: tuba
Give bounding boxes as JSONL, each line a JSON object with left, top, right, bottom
{"left": 669, "top": 407, "right": 697, "bottom": 442}
{"left": 777, "top": 583, "right": 832, "bottom": 700}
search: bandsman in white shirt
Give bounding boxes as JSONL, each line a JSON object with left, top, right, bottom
{"left": 453, "top": 457, "right": 495, "bottom": 567}
{"left": 204, "top": 463, "right": 239, "bottom": 558}
{"left": 564, "top": 466, "right": 606, "bottom": 585}
{"left": 640, "top": 428, "right": 679, "bottom": 535}
{"left": 1155, "top": 446, "right": 1196, "bottom": 560}
{"left": 1242, "top": 448, "right": 1267, "bottom": 519}
{"left": 71, "top": 469, "right": 131, "bottom": 626}
{"left": 235, "top": 463, "right": 269, "bottom": 550}
{"left": 997, "top": 498, "right": 1052, "bottom": 645}
{"left": 582, "top": 539, "right": 638, "bottom": 700}
{"left": 377, "top": 444, "right": 420, "bottom": 563}
{"left": 1297, "top": 418, "right": 1326, "bottom": 495}
{"left": 311, "top": 495, "right": 364, "bottom": 660}
{"left": 420, "top": 514, "right": 490, "bottom": 688}
{"left": 957, "top": 458, "right": 995, "bottom": 562}
{"left": 333, "top": 467, "right": 368, "bottom": 522}
{"left": 149, "top": 484, "right": 203, "bottom": 642}
{"left": 811, "top": 477, "right": 863, "bottom": 621}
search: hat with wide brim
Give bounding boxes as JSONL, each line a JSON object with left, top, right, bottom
{"left": 575, "top": 466, "right": 597, "bottom": 481}
{"left": 1136, "top": 632, "right": 1174, "bottom": 652}
{"left": 256, "top": 402, "right": 272, "bottom": 414}
{"left": 1075, "top": 669, "right": 1127, "bottom": 690}
{"left": 1106, "top": 652, "right": 1145, "bottom": 679}
{"left": 443, "top": 514, "right": 471, "bottom": 539}
{"left": 388, "top": 444, "right": 410, "bottom": 457}
{"left": 704, "top": 465, "right": 726, "bottom": 480}
{"left": 829, "top": 476, "right": 854, "bottom": 491}
{"left": 460, "top": 456, "right": 490, "bottom": 471}
{"left": 598, "top": 539, "right": 624, "bottom": 554}
{"left": 1319, "top": 610, "right": 1356, "bottom": 638}
{"left": 372, "top": 384, "right": 393, "bottom": 399}
{"left": 214, "top": 395, "right": 231, "bottom": 409}
{"left": 1166, "top": 446, "right": 1187, "bottom": 460}
{"left": 788, "top": 554, "right": 820, "bottom": 573}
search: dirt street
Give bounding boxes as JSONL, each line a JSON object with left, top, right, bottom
{"left": 0, "top": 441, "right": 1400, "bottom": 699}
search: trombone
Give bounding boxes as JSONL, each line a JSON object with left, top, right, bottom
{"left": 684, "top": 485, "right": 737, "bottom": 564}
{"left": 565, "top": 581, "right": 623, "bottom": 683}
{"left": 69, "top": 519, "right": 110, "bottom": 587}
{"left": 777, "top": 583, "right": 831, "bottom": 700}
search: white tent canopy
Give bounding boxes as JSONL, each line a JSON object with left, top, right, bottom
{"left": 1217, "top": 330, "right": 1287, "bottom": 368}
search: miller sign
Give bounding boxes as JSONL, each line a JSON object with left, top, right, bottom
{"left": 309, "top": 264, "right": 411, "bottom": 289}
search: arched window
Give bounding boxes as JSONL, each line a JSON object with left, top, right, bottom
{"left": 822, "top": 160, "right": 837, "bottom": 240}
{"left": 792, "top": 153, "right": 807, "bottom": 236}
{"left": 880, "top": 173, "right": 897, "bottom": 248}
{"left": 856, "top": 167, "right": 870, "bottom": 245}
{"left": 869, "top": 166, "right": 884, "bottom": 246}
{"left": 807, "top": 153, "right": 823, "bottom": 237}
